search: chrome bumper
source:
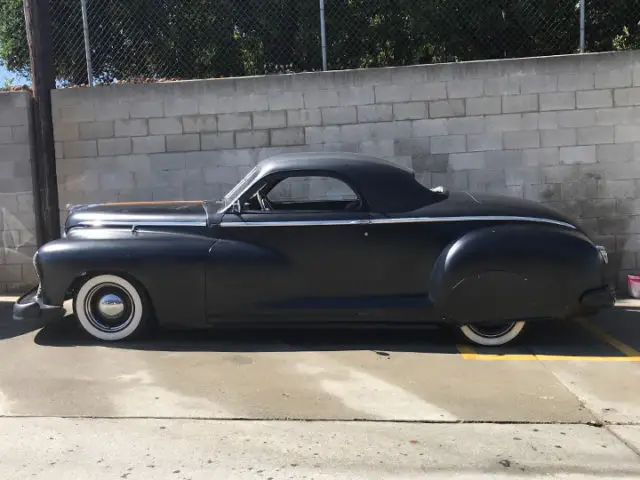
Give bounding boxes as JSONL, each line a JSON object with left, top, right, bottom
{"left": 13, "top": 286, "right": 64, "bottom": 322}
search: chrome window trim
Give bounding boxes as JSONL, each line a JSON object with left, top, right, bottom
{"left": 218, "top": 165, "right": 267, "bottom": 214}
{"left": 217, "top": 167, "right": 365, "bottom": 215}
{"left": 219, "top": 216, "right": 577, "bottom": 229}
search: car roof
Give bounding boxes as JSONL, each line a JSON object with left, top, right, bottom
{"left": 252, "top": 152, "right": 439, "bottom": 213}
{"left": 256, "top": 152, "right": 414, "bottom": 177}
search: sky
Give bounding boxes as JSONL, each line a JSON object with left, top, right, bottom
{"left": 0, "top": 64, "right": 11, "bottom": 84}
{"left": 0, "top": 64, "right": 30, "bottom": 87}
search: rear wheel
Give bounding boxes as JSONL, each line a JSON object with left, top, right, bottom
{"left": 459, "top": 320, "right": 526, "bottom": 347}
{"left": 73, "top": 274, "right": 150, "bottom": 342}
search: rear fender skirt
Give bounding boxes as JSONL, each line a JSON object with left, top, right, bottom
{"left": 429, "top": 223, "right": 604, "bottom": 322}
{"left": 436, "top": 270, "right": 541, "bottom": 324}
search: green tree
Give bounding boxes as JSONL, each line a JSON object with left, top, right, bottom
{"left": 1, "top": 0, "right": 640, "bottom": 85}
{"left": 588, "top": 0, "right": 640, "bottom": 52}
{"left": 49, "top": 0, "right": 247, "bottom": 84}
{"left": 0, "top": 0, "right": 29, "bottom": 77}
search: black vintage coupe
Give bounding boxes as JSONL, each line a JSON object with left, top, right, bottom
{"left": 14, "top": 152, "right": 614, "bottom": 346}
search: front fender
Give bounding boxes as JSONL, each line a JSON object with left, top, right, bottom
{"left": 37, "top": 231, "right": 216, "bottom": 327}
{"left": 429, "top": 224, "right": 605, "bottom": 323}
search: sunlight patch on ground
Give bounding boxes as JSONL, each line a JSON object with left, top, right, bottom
{"left": 295, "top": 354, "right": 459, "bottom": 421}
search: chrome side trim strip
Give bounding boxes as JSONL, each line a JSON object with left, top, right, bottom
{"left": 219, "top": 216, "right": 576, "bottom": 229}
{"left": 368, "top": 216, "right": 576, "bottom": 228}
{"left": 76, "top": 215, "right": 576, "bottom": 230}
{"left": 77, "top": 220, "right": 207, "bottom": 228}
{"left": 221, "top": 219, "right": 371, "bottom": 227}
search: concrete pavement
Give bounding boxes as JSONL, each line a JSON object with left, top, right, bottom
{"left": 0, "top": 315, "right": 599, "bottom": 422}
{"left": 1, "top": 419, "right": 639, "bottom": 479}
{"left": 0, "top": 297, "right": 639, "bottom": 478}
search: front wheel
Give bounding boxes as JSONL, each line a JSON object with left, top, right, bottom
{"left": 458, "top": 320, "right": 527, "bottom": 347}
{"left": 74, "top": 274, "right": 151, "bottom": 342}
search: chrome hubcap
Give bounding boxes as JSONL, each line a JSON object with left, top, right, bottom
{"left": 84, "top": 283, "right": 135, "bottom": 333}
{"left": 97, "top": 294, "right": 125, "bottom": 319}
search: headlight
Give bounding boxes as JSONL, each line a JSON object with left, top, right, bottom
{"left": 596, "top": 245, "right": 608, "bottom": 264}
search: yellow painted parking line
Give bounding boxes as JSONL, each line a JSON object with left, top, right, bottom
{"left": 457, "top": 350, "right": 640, "bottom": 362}
{"left": 533, "top": 355, "right": 640, "bottom": 362}
{"left": 455, "top": 344, "right": 532, "bottom": 360}
{"left": 457, "top": 318, "right": 640, "bottom": 362}
{"left": 574, "top": 317, "right": 640, "bottom": 358}
{"left": 456, "top": 344, "right": 539, "bottom": 360}
{"left": 455, "top": 344, "right": 479, "bottom": 359}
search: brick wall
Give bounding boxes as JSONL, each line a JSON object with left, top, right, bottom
{"left": 0, "top": 92, "right": 37, "bottom": 293}
{"left": 46, "top": 50, "right": 640, "bottom": 288}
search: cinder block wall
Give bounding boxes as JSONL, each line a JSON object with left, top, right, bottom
{"left": 48, "top": 50, "right": 640, "bottom": 288}
{"left": 0, "top": 92, "right": 37, "bottom": 293}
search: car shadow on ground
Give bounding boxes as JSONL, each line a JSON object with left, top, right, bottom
{"left": 0, "top": 299, "right": 46, "bottom": 340}
{"left": 33, "top": 316, "right": 463, "bottom": 354}
{"left": 21, "top": 303, "right": 640, "bottom": 359}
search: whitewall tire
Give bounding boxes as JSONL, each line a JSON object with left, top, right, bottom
{"left": 74, "top": 274, "right": 149, "bottom": 342}
{"left": 459, "top": 321, "right": 526, "bottom": 347}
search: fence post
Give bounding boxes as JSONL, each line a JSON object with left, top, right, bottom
{"left": 80, "top": 0, "right": 93, "bottom": 85}
{"left": 319, "top": 0, "right": 327, "bottom": 70}
{"left": 579, "top": 0, "right": 585, "bottom": 53}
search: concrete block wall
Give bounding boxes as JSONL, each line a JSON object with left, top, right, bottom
{"left": 48, "top": 49, "right": 640, "bottom": 288}
{"left": 0, "top": 92, "right": 37, "bottom": 293}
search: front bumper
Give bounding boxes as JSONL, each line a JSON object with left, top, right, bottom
{"left": 13, "top": 286, "right": 64, "bottom": 322}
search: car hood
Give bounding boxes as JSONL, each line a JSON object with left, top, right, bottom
{"left": 64, "top": 200, "right": 208, "bottom": 231}
{"left": 419, "top": 191, "right": 580, "bottom": 230}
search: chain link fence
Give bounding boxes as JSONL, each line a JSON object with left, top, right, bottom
{"left": 324, "top": 0, "right": 581, "bottom": 70}
{"left": 48, "top": 0, "right": 324, "bottom": 85}
{"left": 1, "top": 0, "right": 640, "bottom": 87}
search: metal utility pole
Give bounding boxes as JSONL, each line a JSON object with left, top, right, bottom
{"left": 319, "top": 0, "right": 327, "bottom": 70}
{"left": 80, "top": 0, "right": 93, "bottom": 86}
{"left": 23, "top": 0, "right": 61, "bottom": 244}
{"left": 579, "top": 0, "right": 585, "bottom": 53}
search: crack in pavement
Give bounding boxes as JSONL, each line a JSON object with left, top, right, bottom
{"left": 604, "top": 425, "right": 640, "bottom": 459}
{"left": 0, "top": 414, "right": 637, "bottom": 426}
{"left": 537, "top": 354, "right": 640, "bottom": 460}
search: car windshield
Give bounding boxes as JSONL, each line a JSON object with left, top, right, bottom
{"left": 217, "top": 164, "right": 262, "bottom": 211}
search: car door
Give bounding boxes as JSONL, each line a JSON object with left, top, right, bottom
{"left": 363, "top": 213, "right": 457, "bottom": 299}
{"left": 206, "top": 173, "right": 378, "bottom": 322}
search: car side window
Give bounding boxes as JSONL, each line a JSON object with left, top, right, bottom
{"left": 264, "top": 175, "right": 362, "bottom": 212}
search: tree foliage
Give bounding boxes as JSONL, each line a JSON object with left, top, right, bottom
{"left": 1, "top": 0, "right": 640, "bottom": 85}
{"left": 0, "top": 0, "right": 29, "bottom": 76}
